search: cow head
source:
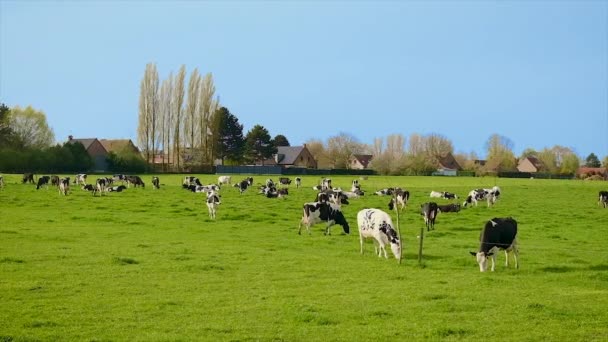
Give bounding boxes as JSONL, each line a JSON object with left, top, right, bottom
{"left": 470, "top": 251, "right": 494, "bottom": 272}
{"left": 334, "top": 210, "right": 350, "bottom": 234}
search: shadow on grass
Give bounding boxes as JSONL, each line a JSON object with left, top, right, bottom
{"left": 538, "top": 266, "right": 576, "bottom": 273}
{"left": 112, "top": 257, "right": 139, "bottom": 265}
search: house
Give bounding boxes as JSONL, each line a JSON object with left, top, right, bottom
{"left": 517, "top": 156, "right": 544, "bottom": 173}
{"left": 577, "top": 167, "right": 607, "bottom": 180}
{"left": 434, "top": 153, "right": 462, "bottom": 176}
{"left": 350, "top": 154, "right": 373, "bottom": 170}
{"left": 263, "top": 145, "right": 317, "bottom": 168}
{"left": 67, "top": 136, "right": 140, "bottom": 172}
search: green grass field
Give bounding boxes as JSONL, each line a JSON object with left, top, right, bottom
{"left": 1, "top": 174, "right": 607, "bottom": 341}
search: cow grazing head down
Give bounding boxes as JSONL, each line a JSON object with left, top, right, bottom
{"left": 357, "top": 209, "right": 401, "bottom": 261}
{"left": 299, "top": 202, "right": 349, "bottom": 235}
{"left": 470, "top": 217, "right": 519, "bottom": 272}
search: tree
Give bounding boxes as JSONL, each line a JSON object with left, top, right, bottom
{"left": 485, "top": 134, "right": 516, "bottom": 172}
{"left": 213, "top": 107, "right": 244, "bottom": 164}
{"left": 326, "top": 132, "right": 364, "bottom": 169}
{"left": 137, "top": 63, "right": 159, "bottom": 168}
{"left": 184, "top": 68, "right": 201, "bottom": 155}
{"left": 0, "top": 103, "right": 21, "bottom": 148}
{"left": 8, "top": 105, "right": 55, "bottom": 149}
{"left": 273, "top": 134, "right": 290, "bottom": 147}
{"left": 158, "top": 74, "right": 173, "bottom": 171}
{"left": 197, "top": 73, "right": 218, "bottom": 164}
{"left": 520, "top": 148, "right": 538, "bottom": 159}
{"left": 560, "top": 153, "right": 580, "bottom": 174}
{"left": 173, "top": 65, "right": 186, "bottom": 170}
{"left": 585, "top": 153, "right": 601, "bottom": 167}
{"left": 603, "top": 156, "right": 608, "bottom": 168}
{"left": 245, "top": 125, "right": 277, "bottom": 164}
{"left": 304, "top": 139, "right": 330, "bottom": 168}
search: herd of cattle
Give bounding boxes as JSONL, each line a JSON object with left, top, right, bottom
{"left": 2, "top": 173, "right": 607, "bottom": 271}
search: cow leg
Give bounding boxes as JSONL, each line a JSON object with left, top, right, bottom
{"left": 505, "top": 250, "right": 509, "bottom": 267}
{"left": 490, "top": 254, "right": 496, "bottom": 272}
{"left": 513, "top": 241, "right": 519, "bottom": 269}
{"left": 359, "top": 233, "right": 364, "bottom": 255}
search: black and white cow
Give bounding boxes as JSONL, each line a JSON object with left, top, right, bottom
{"left": 234, "top": 177, "right": 253, "bottom": 194}
{"left": 74, "top": 174, "right": 87, "bottom": 185}
{"left": 183, "top": 176, "right": 202, "bottom": 187}
{"left": 420, "top": 202, "right": 439, "bottom": 231}
{"left": 106, "top": 185, "right": 127, "bottom": 192}
{"left": 113, "top": 174, "right": 127, "bottom": 184}
{"left": 438, "top": 203, "right": 461, "bottom": 213}
{"left": 96, "top": 178, "right": 108, "bottom": 196}
{"left": 218, "top": 176, "right": 231, "bottom": 187}
{"left": 315, "top": 190, "right": 349, "bottom": 205}
{"left": 464, "top": 186, "right": 501, "bottom": 207}
{"left": 470, "top": 217, "right": 519, "bottom": 272}
{"left": 295, "top": 177, "right": 302, "bottom": 188}
{"left": 50, "top": 175, "right": 60, "bottom": 187}
{"left": 599, "top": 191, "right": 608, "bottom": 208}
{"left": 278, "top": 177, "right": 292, "bottom": 186}
{"left": 22, "top": 173, "right": 35, "bottom": 184}
{"left": 36, "top": 176, "right": 50, "bottom": 190}
{"left": 298, "top": 201, "right": 350, "bottom": 235}
{"left": 126, "top": 175, "right": 145, "bottom": 188}
{"left": 265, "top": 188, "right": 288, "bottom": 198}
{"left": 375, "top": 188, "right": 395, "bottom": 196}
{"left": 152, "top": 176, "right": 160, "bottom": 189}
{"left": 388, "top": 188, "right": 410, "bottom": 211}
{"left": 430, "top": 191, "right": 458, "bottom": 200}
{"left": 58, "top": 178, "right": 70, "bottom": 195}
{"left": 206, "top": 191, "right": 221, "bottom": 219}
{"left": 266, "top": 178, "right": 275, "bottom": 188}
{"left": 357, "top": 208, "right": 401, "bottom": 261}
{"left": 321, "top": 178, "right": 332, "bottom": 191}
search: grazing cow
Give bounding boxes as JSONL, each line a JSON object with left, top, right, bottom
{"left": 266, "top": 178, "right": 275, "bottom": 188}
{"left": 234, "top": 177, "right": 253, "bottom": 194}
{"left": 152, "top": 176, "right": 160, "bottom": 189}
{"left": 438, "top": 203, "right": 461, "bottom": 213}
{"left": 420, "top": 202, "right": 439, "bottom": 231}
{"left": 218, "top": 176, "right": 231, "bottom": 187}
{"left": 112, "top": 174, "right": 127, "bottom": 184}
{"left": 206, "top": 191, "right": 221, "bottom": 219}
{"left": 126, "top": 175, "right": 145, "bottom": 188}
{"left": 316, "top": 190, "right": 349, "bottom": 205}
{"left": 470, "top": 217, "right": 519, "bottom": 272}
{"left": 463, "top": 189, "right": 488, "bottom": 207}
{"left": 298, "top": 201, "right": 350, "bottom": 235}
{"left": 264, "top": 188, "right": 288, "bottom": 198}
{"left": 36, "top": 176, "right": 50, "bottom": 190}
{"left": 22, "top": 173, "right": 35, "bottom": 184}
{"left": 106, "top": 185, "right": 127, "bottom": 192}
{"left": 388, "top": 188, "right": 410, "bottom": 211}
{"left": 279, "top": 177, "right": 292, "bottom": 186}
{"left": 96, "top": 178, "right": 107, "bottom": 196}
{"left": 430, "top": 191, "right": 458, "bottom": 200}
{"left": 357, "top": 208, "right": 401, "bottom": 261}
{"left": 58, "top": 178, "right": 70, "bottom": 195}
{"left": 295, "top": 177, "right": 302, "bottom": 188}
{"left": 74, "top": 174, "right": 87, "bottom": 185}
{"left": 183, "top": 176, "right": 202, "bottom": 186}
{"left": 599, "top": 191, "right": 608, "bottom": 208}
{"left": 0, "top": 175, "right": 4, "bottom": 189}
{"left": 321, "top": 178, "right": 332, "bottom": 191}
{"left": 50, "top": 175, "right": 60, "bottom": 187}
{"left": 375, "top": 188, "right": 395, "bottom": 196}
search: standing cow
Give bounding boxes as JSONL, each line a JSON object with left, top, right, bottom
{"left": 74, "top": 174, "right": 87, "bottom": 185}
{"left": 420, "top": 202, "right": 439, "bottom": 231}
{"left": 206, "top": 191, "right": 221, "bottom": 219}
{"left": 218, "top": 176, "right": 231, "bottom": 187}
{"left": 298, "top": 201, "right": 349, "bottom": 235}
{"left": 357, "top": 208, "right": 401, "bottom": 261}
{"left": 388, "top": 188, "right": 410, "bottom": 212}
{"left": 152, "top": 176, "right": 160, "bottom": 189}
{"left": 36, "top": 176, "right": 50, "bottom": 190}
{"left": 470, "top": 217, "right": 519, "bottom": 272}
{"left": 295, "top": 177, "right": 302, "bottom": 188}
{"left": 22, "top": 173, "right": 35, "bottom": 184}
{"left": 599, "top": 191, "right": 608, "bottom": 208}
{"left": 59, "top": 178, "right": 70, "bottom": 195}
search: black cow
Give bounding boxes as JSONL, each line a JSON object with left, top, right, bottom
{"left": 59, "top": 178, "right": 70, "bottom": 195}
{"left": 36, "top": 176, "right": 50, "bottom": 190}
{"left": 152, "top": 176, "right": 160, "bottom": 189}
{"left": 50, "top": 175, "right": 60, "bottom": 187}
{"left": 265, "top": 188, "right": 288, "bottom": 198}
{"left": 126, "top": 175, "right": 145, "bottom": 188}
{"left": 470, "top": 217, "right": 519, "bottom": 272}
{"left": 95, "top": 178, "right": 108, "bottom": 196}
{"left": 22, "top": 173, "right": 35, "bottom": 184}
{"left": 183, "top": 176, "right": 202, "bottom": 186}
{"left": 234, "top": 177, "right": 253, "bottom": 194}
{"left": 298, "top": 201, "right": 350, "bottom": 235}
{"left": 279, "top": 177, "right": 292, "bottom": 186}
{"left": 420, "top": 202, "right": 439, "bottom": 231}
{"left": 438, "top": 203, "right": 461, "bottom": 213}
{"left": 599, "top": 191, "right": 608, "bottom": 208}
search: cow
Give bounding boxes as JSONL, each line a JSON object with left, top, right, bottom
{"left": 206, "top": 191, "right": 221, "bottom": 219}
{"left": 420, "top": 202, "right": 439, "bottom": 231}
{"left": 58, "top": 178, "right": 70, "bottom": 195}
{"left": 316, "top": 190, "right": 349, "bottom": 205}
{"left": 126, "top": 175, "right": 145, "bottom": 188}
{"left": 298, "top": 201, "right": 350, "bottom": 235}
{"left": 104, "top": 177, "right": 114, "bottom": 186}
{"left": 96, "top": 178, "right": 108, "bottom": 196}
{"left": 266, "top": 178, "right": 275, "bottom": 188}
{"left": 278, "top": 177, "right": 292, "bottom": 186}
{"left": 470, "top": 217, "right": 519, "bottom": 272}
{"left": 599, "top": 191, "right": 608, "bottom": 208}
{"left": 36, "top": 176, "right": 50, "bottom": 190}
{"left": 463, "top": 189, "right": 489, "bottom": 207}
{"left": 295, "top": 177, "right": 302, "bottom": 188}
{"left": 0, "top": 175, "right": 4, "bottom": 189}
{"left": 183, "top": 176, "right": 202, "bottom": 186}
{"left": 218, "top": 176, "right": 231, "bottom": 187}
{"left": 388, "top": 188, "right": 410, "bottom": 211}
{"left": 234, "top": 177, "right": 253, "bottom": 194}
{"left": 357, "top": 208, "right": 401, "bottom": 261}
{"left": 106, "top": 185, "right": 127, "bottom": 192}
{"left": 22, "top": 173, "right": 35, "bottom": 184}
{"left": 74, "top": 174, "right": 87, "bottom": 185}
{"left": 438, "top": 203, "right": 461, "bottom": 213}
{"left": 264, "top": 188, "right": 289, "bottom": 198}
{"left": 113, "top": 174, "right": 127, "bottom": 184}
{"left": 50, "top": 175, "right": 60, "bottom": 187}
{"left": 152, "top": 176, "right": 160, "bottom": 189}
{"left": 321, "top": 178, "right": 332, "bottom": 191}
{"left": 375, "top": 188, "right": 395, "bottom": 196}
{"left": 430, "top": 191, "right": 458, "bottom": 200}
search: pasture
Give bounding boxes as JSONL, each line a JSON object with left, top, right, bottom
{"left": 1, "top": 174, "right": 607, "bottom": 341}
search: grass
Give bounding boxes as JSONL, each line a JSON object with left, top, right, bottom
{"left": 0, "top": 174, "right": 607, "bottom": 341}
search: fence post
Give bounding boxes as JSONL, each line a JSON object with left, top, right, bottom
{"left": 418, "top": 226, "right": 424, "bottom": 265}
{"left": 395, "top": 196, "right": 402, "bottom": 264}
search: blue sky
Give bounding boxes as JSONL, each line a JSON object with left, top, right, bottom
{"left": 1, "top": 1, "right": 607, "bottom": 159}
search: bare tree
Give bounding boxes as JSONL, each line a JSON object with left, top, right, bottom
{"left": 198, "top": 73, "right": 216, "bottom": 164}
{"left": 305, "top": 139, "right": 330, "bottom": 169}
{"left": 184, "top": 68, "right": 201, "bottom": 159}
{"left": 326, "top": 132, "right": 364, "bottom": 169}
{"left": 8, "top": 105, "right": 55, "bottom": 148}
{"left": 158, "top": 74, "right": 173, "bottom": 170}
{"left": 173, "top": 65, "right": 186, "bottom": 170}
{"left": 137, "top": 63, "right": 159, "bottom": 166}
{"left": 485, "top": 134, "right": 516, "bottom": 171}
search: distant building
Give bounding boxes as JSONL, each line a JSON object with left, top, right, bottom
{"left": 434, "top": 153, "right": 462, "bottom": 176}
{"left": 263, "top": 145, "right": 317, "bottom": 168}
{"left": 517, "top": 156, "right": 544, "bottom": 173}
{"left": 350, "top": 154, "right": 373, "bottom": 170}
{"left": 66, "top": 135, "right": 140, "bottom": 171}
{"left": 577, "top": 167, "right": 607, "bottom": 179}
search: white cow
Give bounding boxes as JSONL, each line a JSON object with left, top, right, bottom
{"left": 357, "top": 208, "right": 401, "bottom": 260}
{"left": 206, "top": 191, "right": 221, "bottom": 219}
{"left": 295, "top": 177, "right": 302, "bottom": 188}
{"left": 218, "top": 176, "right": 231, "bottom": 187}
{"left": 74, "top": 174, "right": 87, "bottom": 185}
{"left": 59, "top": 178, "right": 70, "bottom": 196}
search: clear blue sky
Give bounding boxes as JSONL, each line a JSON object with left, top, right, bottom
{"left": 1, "top": 1, "right": 607, "bottom": 159}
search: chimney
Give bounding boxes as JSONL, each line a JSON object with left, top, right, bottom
{"left": 68, "top": 135, "right": 73, "bottom": 141}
